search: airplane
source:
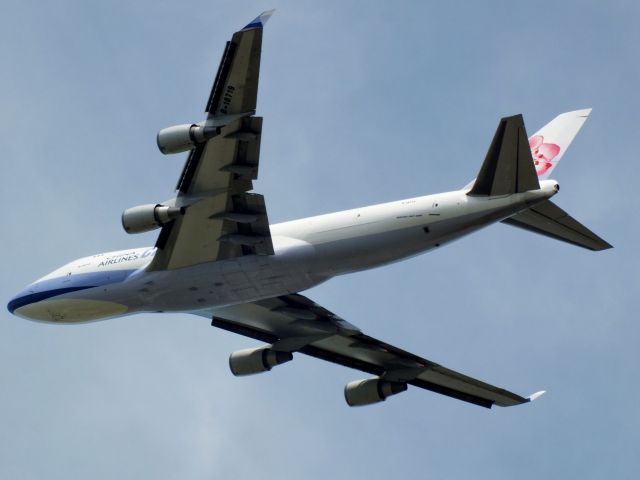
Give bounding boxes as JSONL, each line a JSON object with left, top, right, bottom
{"left": 7, "top": 11, "right": 611, "bottom": 409}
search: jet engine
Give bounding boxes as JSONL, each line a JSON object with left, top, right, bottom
{"left": 229, "top": 347, "right": 293, "bottom": 376}
{"left": 344, "top": 378, "right": 407, "bottom": 407}
{"left": 156, "top": 123, "right": 221, "bottom": 154}
{"left": 121, "top": 204, "right": 185, "bottom": 234}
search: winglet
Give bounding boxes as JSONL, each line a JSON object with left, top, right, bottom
{"left": 527, "top": 390, "right": 546, "bottom": 402}
{"left": 242, "top": 10, "right": 275, "bottom": 30}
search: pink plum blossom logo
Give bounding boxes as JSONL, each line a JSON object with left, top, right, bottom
{"left": 529, "top": 135, "right": 560, "bottom": 176}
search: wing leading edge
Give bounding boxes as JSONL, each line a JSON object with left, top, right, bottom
{"left": 195, "top": 294, "right": 539, "bottom": 408}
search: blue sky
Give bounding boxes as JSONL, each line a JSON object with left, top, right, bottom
{"left": 1, "top": 1, "right": 638, "bottom": 478}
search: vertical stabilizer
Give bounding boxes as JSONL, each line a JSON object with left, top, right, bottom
{"left": 528, "top": 108, "right": 591, "bottom": 179}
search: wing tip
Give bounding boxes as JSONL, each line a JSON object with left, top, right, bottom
{"left": 527, "top": 390, "right": 546, "bottom": 402}
{"left": 242, "top": 9, "right": 276, "bottom": 30}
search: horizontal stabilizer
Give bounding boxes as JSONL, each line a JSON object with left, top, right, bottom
{"left": 469, "top": 114, "right": 540, "bottom": 196}
{"left": 502, "top": 200, "right": 612, "bottom": 251}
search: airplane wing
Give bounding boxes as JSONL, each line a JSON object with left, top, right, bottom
{"left": 195, "top": 294, "right": 540, "bottom": 408}
{"left": 150, "top": 11, "right": 275, "bottom": 271}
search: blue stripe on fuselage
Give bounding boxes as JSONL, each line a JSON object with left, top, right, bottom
{"left": 7, "top": 269, "right": 136, "bottom": 314}
{"left": 7, "top": 286, "right": 95, "bottom": 313}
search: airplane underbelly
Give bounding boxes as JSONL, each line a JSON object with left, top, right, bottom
{"left": 15, "top": 298, "right": 128, "bottom": 323}
{"left": 305, "top": 221, "right": 448, "bottom": 276}
{"left": 137, "top": 242, "right": 326, "bottom": 312}
{"left": 307, "top": 211, "right": 506, "bottom": 276}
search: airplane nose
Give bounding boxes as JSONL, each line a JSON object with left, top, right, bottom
{"left": 7, "top": 295, "right": 17, "bottom": 314}
{"left": 7, "top": 285, "right": 43, "bottom": 317}
{"left": 7, "top": 277, "right": 129, "bottom": 322}
{"left": 7, "top": 296, "right": 17, "bottom": 314}
{"left": 6, "top": 280, "right": 72, "bottom": 320}
{"left": 7, "top": 281, "right": 72, "bottom": 321}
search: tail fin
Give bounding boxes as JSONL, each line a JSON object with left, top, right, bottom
{"left": 502, "top": 200, "right": 612, "bottom": 251}
{"left": 466, "top": 109, "right": 611, "bottom": 250}
{"left": 528, "top": 108, "right": 591, "bottom": 179}
{"left": 464, "top": 109, "right": 592, "bottom": 191}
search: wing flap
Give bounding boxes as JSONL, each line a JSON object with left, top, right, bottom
{"left": 152, "top": 113, "right": 268, "bottom": 270}
{"left": 150, "top": 116, "right": 270, "bottom": 270}
{"left": 176, "top": 116, "right": 262, "bottom": 196}
{"left": 151, "top": 191, "right": 274, "bottom": 270}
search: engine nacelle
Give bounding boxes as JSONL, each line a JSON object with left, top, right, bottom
{"left": 121, "top": 204, "right": 185, "bottom": 234}
{"left": 156, "top": 123, "right": 221, "bottom": 154}
{"left": 229, "top": 347, "right": 293, "bottom": 376}
{"left": 344, "top": 378, "right": 407, "bottom": 407}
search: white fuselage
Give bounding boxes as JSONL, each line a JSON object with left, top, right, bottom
{"left": 8, "top": 181, "right": 558, "bottom": 322}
